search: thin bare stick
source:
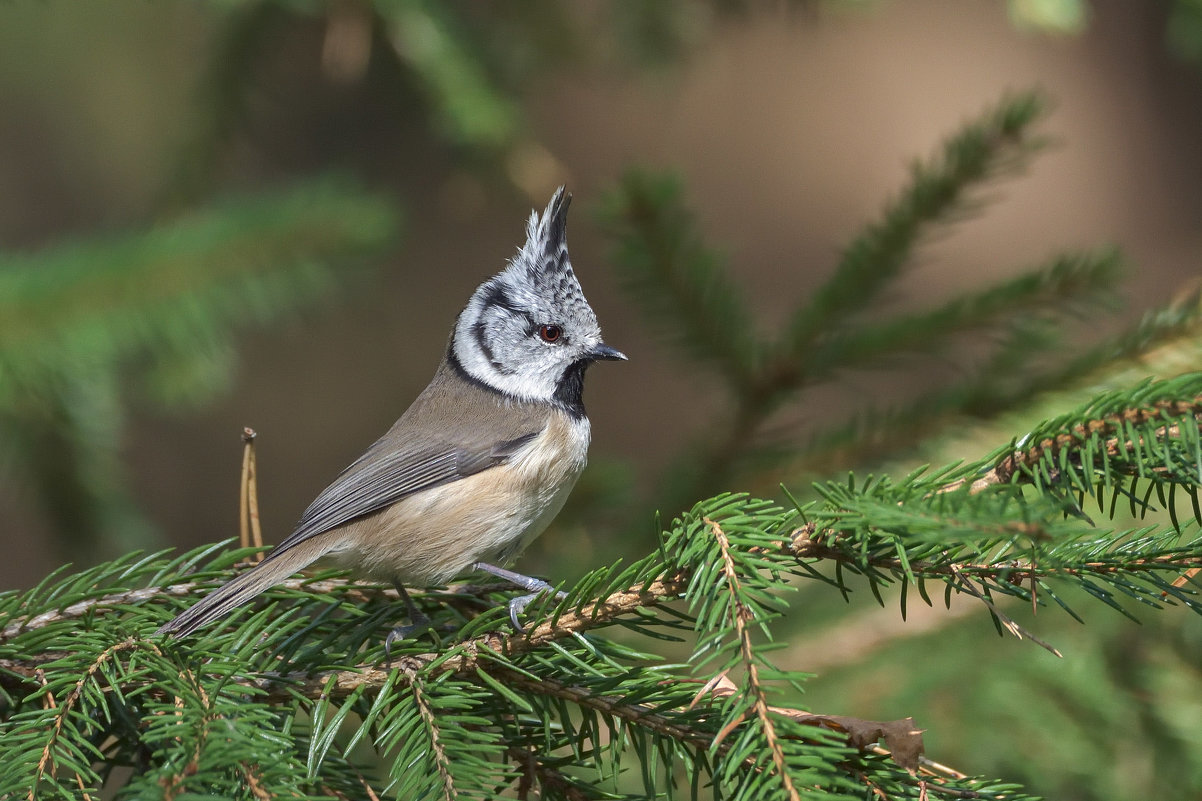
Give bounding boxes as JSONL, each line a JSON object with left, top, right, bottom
{"left": 240, "top": 427, "right": 264, "bottom": 560}
{"left": 949, "top": 566, "right": 1062, "bottom": 657}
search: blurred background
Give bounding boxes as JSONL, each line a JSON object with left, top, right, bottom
{"left": 2, "top": 1, "right": 1201, "bottom": 797}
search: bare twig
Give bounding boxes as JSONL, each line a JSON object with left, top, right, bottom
{"left": 240, "top": 427, "right": 264, "bottom": 559}
{"left": 948, "top": 566, "right": 1062, "bottom": 658}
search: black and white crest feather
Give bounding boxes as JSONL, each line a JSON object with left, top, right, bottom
{"left": 450, "top": 187, "right": 620, "bottom": 414}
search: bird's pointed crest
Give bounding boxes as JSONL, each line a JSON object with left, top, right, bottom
{"left": 450, "top": 185, "right": 611, "bottom": 406}
{"left": 514, "top": 186, "right": 573, "bottom": 281}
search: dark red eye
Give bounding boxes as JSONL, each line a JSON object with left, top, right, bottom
{"left": 538, "top": 324, "right": 562, "bottom": 343}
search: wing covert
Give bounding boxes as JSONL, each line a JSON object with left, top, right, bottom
{"left": 269, "top": 432, "right": 532, "bottom": 556}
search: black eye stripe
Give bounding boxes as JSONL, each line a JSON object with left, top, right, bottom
{"left": 480, "top": 282, "right": 536, "bottom": 328}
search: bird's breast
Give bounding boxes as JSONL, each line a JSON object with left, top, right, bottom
{"left": 331, "top": 410, "right": 591, "bottom": 584}
{"left": 503, "top": 410, "right": 592, "bottom": 550}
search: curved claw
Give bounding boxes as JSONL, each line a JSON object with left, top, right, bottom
{"left": 470, "top": 562, "right": 568, "bottom": 632}
{"left": 384, "top": 624, "right": 416, "bottom": 660}
{"left": 383, "top": 583, "right": 431, "bottom": 661}
{"left": 507, "top": 587, "right": 568, "bottom": 632}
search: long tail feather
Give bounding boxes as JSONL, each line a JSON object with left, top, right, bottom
{"left": 156, "top": 539, "right": 332, "bottom": 638}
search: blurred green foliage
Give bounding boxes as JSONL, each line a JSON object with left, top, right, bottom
{"left": 0, "top": 181, "right": 401, "bottom": 561}
{"left": 1, "top": 2, "right": 1201, "bottom": 799}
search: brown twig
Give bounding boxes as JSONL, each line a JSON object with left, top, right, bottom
{"left": 240, "top": 427, "right": 264, "bottom": 560}
{"left": 507, "top": 746, "right": 592, "bottom": 801}
{"left": 939, "top": 398, "right": 1202, "bottom": 495}
{"left": 708, "top": 516, "right": 802, "bottom": 801}
{"left": 30, "top": 638, "right": 138, "bottom": 801}
{"left": 238, "top": 763, "right": 273, "bottom": 801}
{"left": 404, "top": 668, "right": 457, "bottom": 801}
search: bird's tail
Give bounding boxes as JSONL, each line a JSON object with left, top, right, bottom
{"left": 155, "top": 539, "right": 332, "bottom": 638}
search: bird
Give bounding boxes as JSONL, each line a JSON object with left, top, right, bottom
{"left": 156, "top": 187, "right": 625, "bottom": 644}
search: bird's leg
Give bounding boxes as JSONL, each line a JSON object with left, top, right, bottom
{"left": 472, "top": 562, "right": 566, "bottom": 632}
{"left": 384, "top": 581, "right": 431, "bottom": 659}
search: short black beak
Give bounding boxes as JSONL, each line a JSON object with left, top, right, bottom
{"left": 590, "top": 343, "right": 628, "bottom": 362}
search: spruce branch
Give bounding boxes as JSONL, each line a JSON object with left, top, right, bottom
{"left": 942, "top": 393, "right": 1202, "bottom": 495}
{"left": 599, "top": 169, "right": 761, "bottom": 389}
{"left": 0, "top": 179, "right": 398, "bottom": 399}
{"left": 380, "top": 2, "right": 520, "bottom": 150}
{"left": 0, "top": 179, "right": 401, "bottom": 562}
{"left": 600, "top": 91, "right": 1148, "bottom": 518}
{"left": 157, "top": 1, "right": 288, "bottom": 209}
{"left": 29, "top": 638, "right": 139, "bottom": 800}
{"left": 6, "top": 377, "right": 1200, "bottom": 798}
{"left": 786, "top": 90, "right": 1050, "bottom": 354}
{"left": 707, "top": 517, "right": 803, "bottom": 801}
{"left": 243, "top": 571, "right": 692, "bottom": 702}
{"left": 794, "top": 289, "right": 1202, "bottom": 474}
{"left": 405, "top": 670, "right": 458, "bottom": 801}
{"left": 803, "top": 249, "right": 1123, "bottom": 378}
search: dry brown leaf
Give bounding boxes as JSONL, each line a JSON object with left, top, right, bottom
{"left": 703, "top": 674, "right": 925, "bottom": 771}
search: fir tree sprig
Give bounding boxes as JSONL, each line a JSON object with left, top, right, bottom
{"left": 0, "top": 492, "right": 1057, "bottom": 799}
{"left": 0, "top": 179, "right": 401, "bottom": 562}
{"left": 598, "top": 168, "right": 762, "bottom": 388}
{"left": 5, "top": 314, "right": 1200, "bottom": 800}
{"left": 599, "top": 90, "right": 1136, "bottom": 517}
{"left": 786, "top": 90, "right": 1051, "bottom": 354}
{"left": 11, "top": 388, "right": 1201, "bottom": 801}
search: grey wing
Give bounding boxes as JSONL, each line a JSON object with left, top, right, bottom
{"left": 269, "top": 429, "right": 538, "bottom": 555}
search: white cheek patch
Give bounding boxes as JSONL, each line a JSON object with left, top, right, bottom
{"left": 453, "top": 315, "right": 561, "bottom": 403}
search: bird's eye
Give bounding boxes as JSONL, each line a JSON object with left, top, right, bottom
{"left": 538, "top": 324, "right": 562, "bottom": 343}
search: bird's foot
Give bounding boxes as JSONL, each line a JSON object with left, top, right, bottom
{"left": 383, "top": 610, "right": 432, "bottom": 660}
{"left": 472, "top": 562, "right": 566, "bottom": 632}
{"left": 383, "top": 581, "right": 434, "bottom": 661}
{"left": 506, "top": 587, "right": 569, "bottom": 632}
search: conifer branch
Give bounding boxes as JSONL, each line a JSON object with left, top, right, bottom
{"left": 31, "top": 669, "right": 96, "bottom": 801}
{"left": 157, "top": 1, "right": 286, "bottom": 208}
{"left": 792, "top": 289, "right": 1202, "bottom": 475}
{"left": 30, "top": 638, "right": 138, "bottom": 801}
{"left": 708, "top": 516, "right": 803, "bottom": 801}
{"left": 1, "top": 574, "right": 379, "bottom": 642}
{"left": 600, "top": 170, "right": 761, "bottom": 388}
{"left": 788, "top": 525, "right": 1202, "bottom": 583}
{"left": 405, "top": 669, "right": 458, "bottom": 801}
{"left": 942, "top": 395, "right": 1202, "bottom": 494}
{"left": 803, "top": 249, "right": 1122, "bottom": 378}
{"left": 249, "top": 571, "right": 692, "bottom": 702}
{"left": 493, "top": 669, "right": 712, "bottom": 751}
{"left": 6, "top": 385, "right": 1199, "bottom": 799}
{"left": 786, "top": 90, "right": 1049, "bottom": 354}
